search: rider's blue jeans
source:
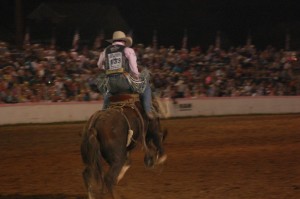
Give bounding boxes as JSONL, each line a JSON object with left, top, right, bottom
{"left": 141, "top": 83, "right": 152, "bottom": 113}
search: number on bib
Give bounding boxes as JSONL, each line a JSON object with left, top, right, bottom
{"left": 108, "top": 52, "right": 122, "bottom": 70}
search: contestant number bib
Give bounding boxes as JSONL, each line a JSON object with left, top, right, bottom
{"left": 108, "top": 52, "right": 122, "bottom": 70}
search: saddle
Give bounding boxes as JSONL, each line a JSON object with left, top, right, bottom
{"left": 108, "top": 93, "right": 160, "bottom": 119}
{"left": 109, "top": 94, "right": 140, "bottom": 105}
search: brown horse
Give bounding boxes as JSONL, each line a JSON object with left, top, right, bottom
{"left": 80, "top": 94, "right": 167, "bottom": 199}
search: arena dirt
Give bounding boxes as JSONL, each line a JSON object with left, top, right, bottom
{"left": 0, "top": 114, "right": 299, "bottom": 199}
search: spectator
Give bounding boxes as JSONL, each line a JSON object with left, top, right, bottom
{"left": 0, "top": 40, "right": 299, "bottom": 104}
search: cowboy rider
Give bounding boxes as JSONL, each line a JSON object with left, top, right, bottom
{"left": 97, "top": 31, "right": 154, "bottom": 119}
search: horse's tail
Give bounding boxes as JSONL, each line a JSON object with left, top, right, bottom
{"left": 81, "top": 125, "right": 102, "bottom": 185}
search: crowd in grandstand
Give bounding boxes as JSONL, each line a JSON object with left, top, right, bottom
{"left": 0, "top": 41, "right": 300, "bottom": 104}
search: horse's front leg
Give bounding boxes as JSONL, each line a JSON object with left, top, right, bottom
{"left": 155, "top": 129, "right": 168, "bottom": 165}
{"left": 144, "top": 129, "right": 167, "bottom": 167}
{"left": 144, "top": 150, "right": 156, "bottom": 167}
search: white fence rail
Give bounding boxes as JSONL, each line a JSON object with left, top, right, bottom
{"left": 1, "top": 96, "right": 300, "bottom": 125}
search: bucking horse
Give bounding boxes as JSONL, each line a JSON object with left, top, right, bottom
{"left": 80, "top": 94, "right": 167, "bottom": 199}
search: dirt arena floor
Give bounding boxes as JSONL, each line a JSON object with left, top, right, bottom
{"left": 0, "top": 114, "right": 300, "bottom": 199}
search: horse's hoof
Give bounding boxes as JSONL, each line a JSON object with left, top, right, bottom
{"left": 156, "top": 154, "right": 167, "bottom": 165}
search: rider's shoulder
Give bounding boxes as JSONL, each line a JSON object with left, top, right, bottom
{"left": 124, "top": 47, "right": 136, "bottom": 55}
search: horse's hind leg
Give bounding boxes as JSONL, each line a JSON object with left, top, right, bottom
{"left": 83, "top": 167, "right": 97, "bottom": 199}
{"left": 104, "top": 157, "right": 128, "bottom": 199}
{"left": 117, "top": 153, "right": 131, "bottom": 184}
{"left": 83, "top": 167, "right": 90, "bottom": 189}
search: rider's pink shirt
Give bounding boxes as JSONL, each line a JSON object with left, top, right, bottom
{"left": 97, "top": 41, "right": 140, "bottom": 77}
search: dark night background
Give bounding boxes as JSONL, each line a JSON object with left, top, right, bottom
{"left": 1, "top": 0, "right": 300, "bottom": 50}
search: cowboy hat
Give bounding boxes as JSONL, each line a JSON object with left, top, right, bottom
{"left": 106, "top": 31, "right": 133, "bottom": 47}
